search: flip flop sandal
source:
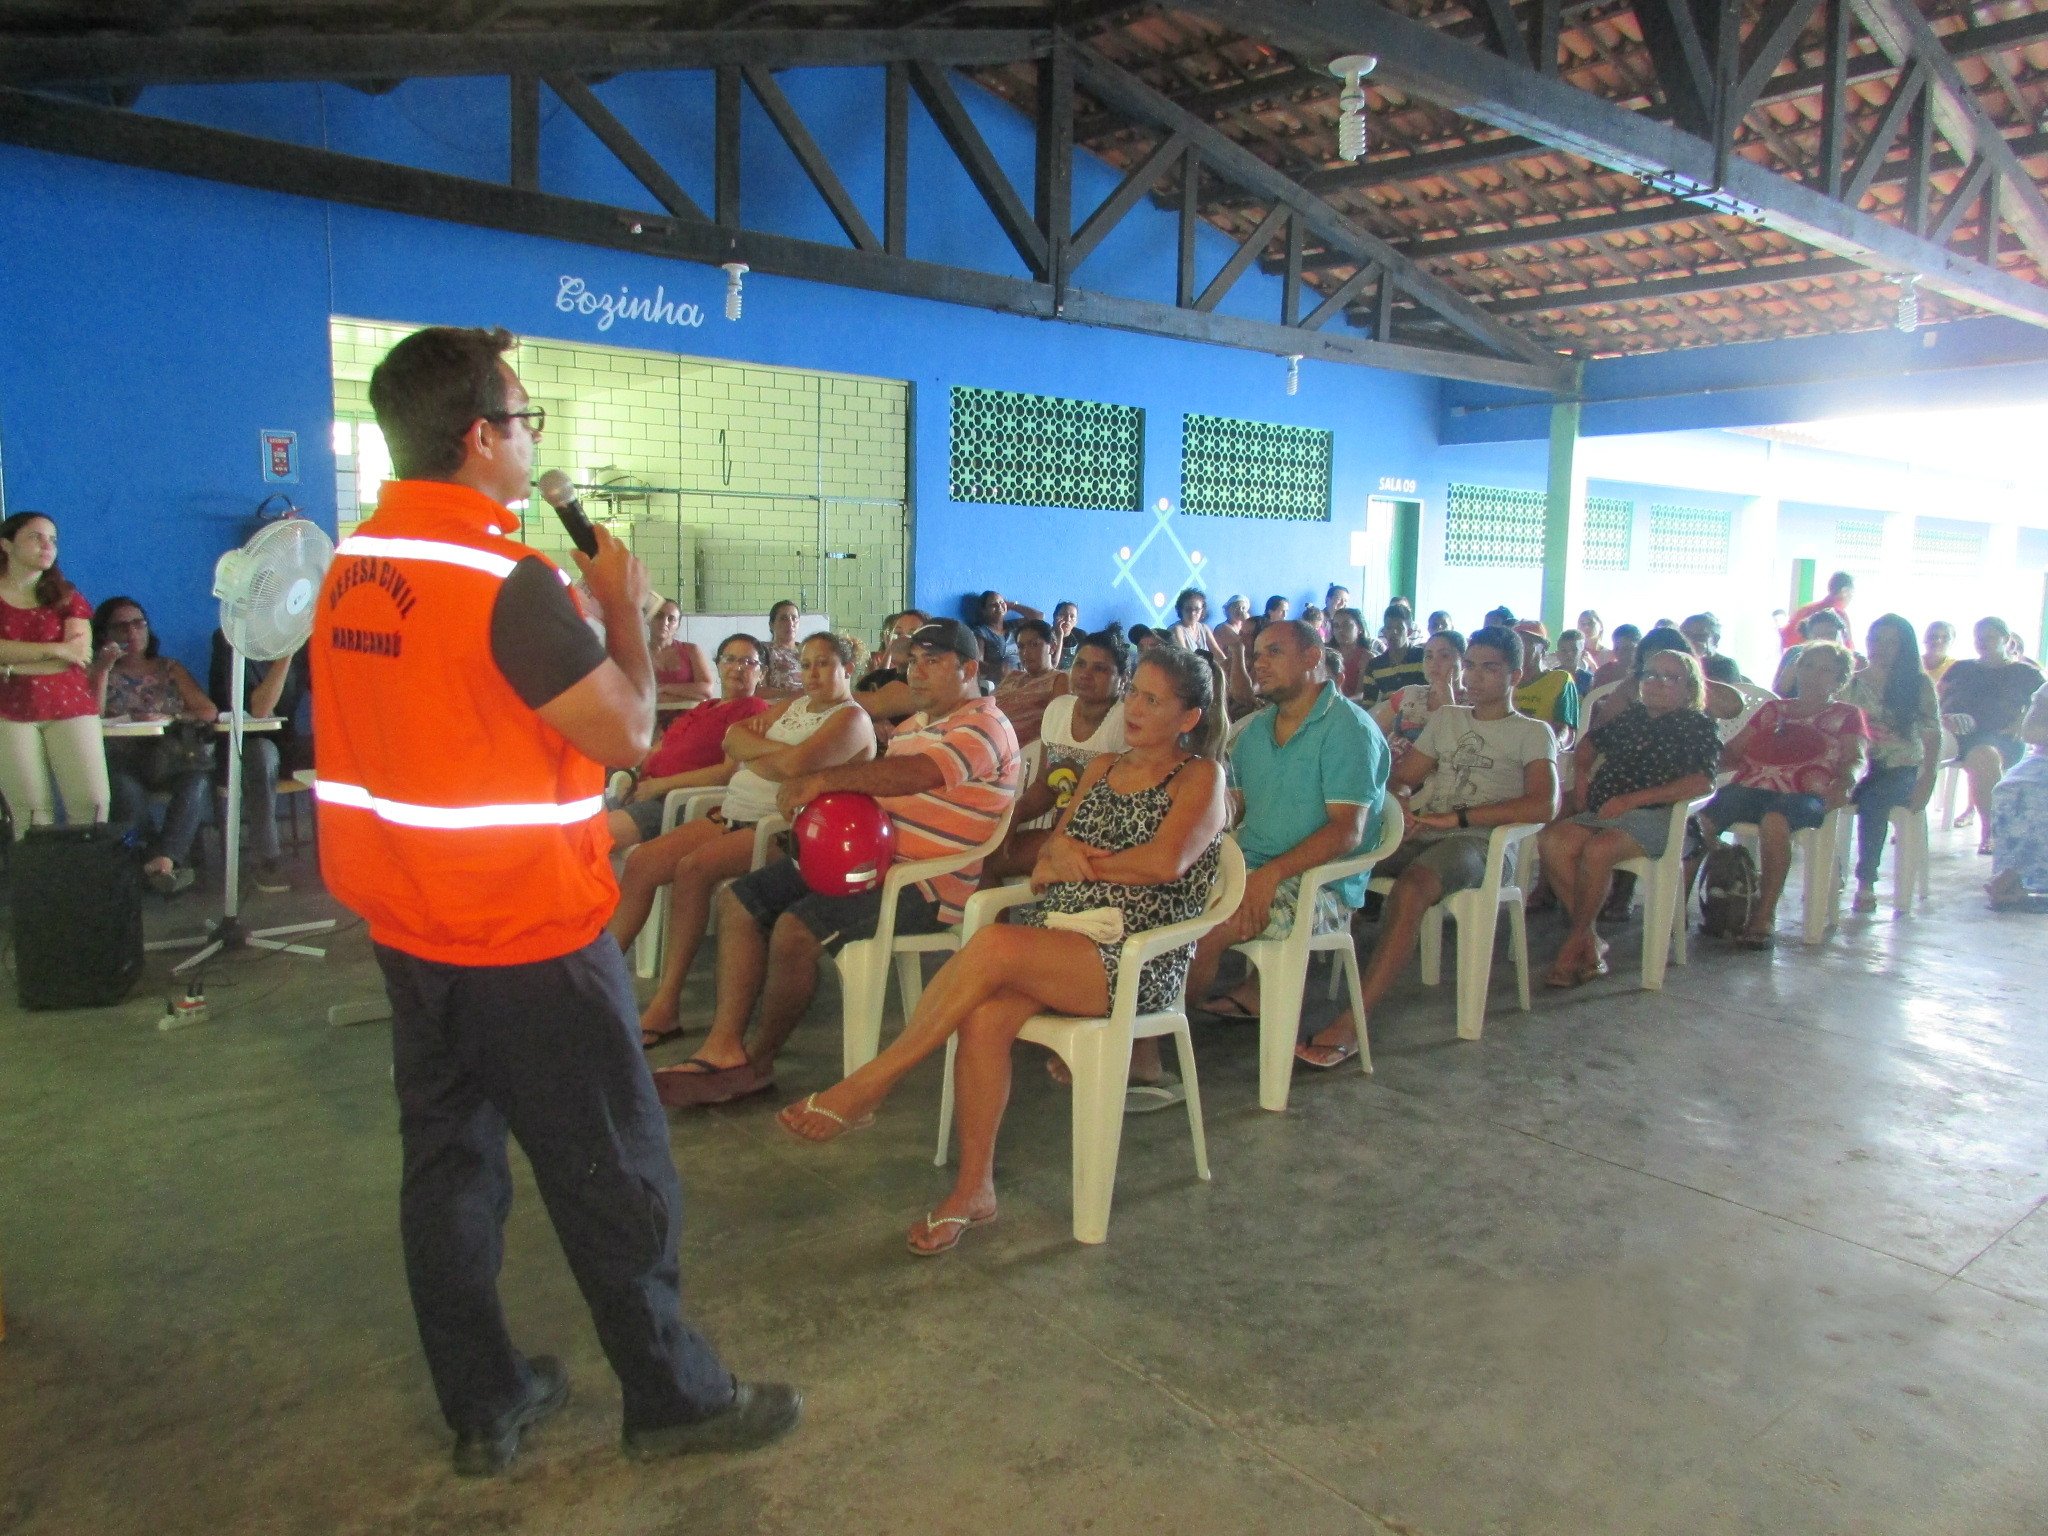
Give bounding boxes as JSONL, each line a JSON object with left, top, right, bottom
{"left": 653, "top": 1058, "right": 774, "bottom": 1108}
{"left": 640, "top": 1024, "right": 685, "bottom": 1051}
{"left": 1545, "top": 964, "right": 1585, "bottom": 990}
{"left": 775, "top": 1092, "right": 874, "bottom": 1144}
{"left": 1736, "top": 931, "right": 1776, "bottom": 950}
{"left": 1577, "top": 956, "right": 1612, "bottom": 982}
{"left": 907, "top": 1210, "right": 996, "bottom": 1256}
{"left": 1293, "top": 1040, "right": 1359, "bottom": 1070}
{"left": 1197, "top": 996, "right": 1260, "bottom": 1023}
{"left": 1124, "top": 1074, "right": 1187, "bottom": 1113}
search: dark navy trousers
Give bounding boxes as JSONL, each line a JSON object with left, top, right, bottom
{"left": 377, "top": 934, "right": 735, "bottom": 1434}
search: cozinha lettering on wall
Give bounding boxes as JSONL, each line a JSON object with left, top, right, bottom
{"left": 556, "top": 275, "right": 706, "bottom": 332}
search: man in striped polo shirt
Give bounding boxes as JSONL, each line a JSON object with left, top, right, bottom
{"left": 657, "top": 618, "right": 1019, "bottom": 1107}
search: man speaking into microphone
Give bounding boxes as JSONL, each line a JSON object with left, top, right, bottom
{"left": 311, "top": 326, "right": 799, "bottom": 1476}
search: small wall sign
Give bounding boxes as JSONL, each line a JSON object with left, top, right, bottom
{"left": 1377, "top": 475, "right": 1418, "bottom": 495}
{"left": 556, "top": 274, "right": 707, "bottom": 333}
{"left": 261, "top": 429, "right": 299, "bottom": 484}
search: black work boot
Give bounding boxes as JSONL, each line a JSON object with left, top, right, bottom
{"left": 451, "top": 1355, "right": 571, "bottom": 1477}
{"left": 621, "top": 1382, "right": 804, "bottom": 1462}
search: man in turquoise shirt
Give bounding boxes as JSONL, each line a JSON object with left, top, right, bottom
{"left": 1184, "top": 619, "right": 1390, "bottom": 1020}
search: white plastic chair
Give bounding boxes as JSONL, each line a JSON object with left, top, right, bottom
{"left": 1581, "top": 679, "right": 1624, "bottom": 728}
{"left": 1723, "top": 680, "right": 1775, "bottom": 742}
{"left": 1233, "top": 800, "right": 1404, "bottom": 1111}
{"left": 1937, "top": 728, "right": 1965, "bottom": 829}
{"left": 833, "top": 801, "right": 1017, "bottom": 1077}
{"left": 633, "top": 786, "right": 725, "bottom": 978}
{"left": 1887, "top": 805, "right": 1933, "bottom": 911}
{"left": 1371, "top": 821, "right": 1540, "bottom": 1041}
{"left": 1612, "top": 794, "right": 1713, "bottom": 990}
{"left": 1729, "top": 805, "right": 1849, "bottom": 944}
{"left": 933, "top": 837, "right": 1247, "bottom": 1244}
{"left": 1015, "top": 739, "right": 1054, "bottom": 832}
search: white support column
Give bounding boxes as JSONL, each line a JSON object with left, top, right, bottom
{"left": 1735, "top": 440, "right": 1783, "bottom": 678}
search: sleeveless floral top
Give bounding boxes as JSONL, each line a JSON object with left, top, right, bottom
{"left": 1020, "top": 754, "right": 1221, "bottom": 1014}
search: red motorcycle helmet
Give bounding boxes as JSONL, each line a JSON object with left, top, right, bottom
{"left": 793, "top": 791, "right": 897, "bottom": 896}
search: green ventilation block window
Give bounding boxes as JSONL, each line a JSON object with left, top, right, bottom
{"left": 1445, "top": 483, "right": 1545, "bottom": 567}
{"left": 1834, "top": 518, "right": 1884, "bottom": 572}
{"left": 1179, "top": 414, "right": 1333, "bottom": 521}
{"left": 1913, "top": 527, "right": 1983, "bottom": 575}
{"left": 1647, "top": 503, "right": 1732, "bottom": 574}
{"left": 949, "top": 386, "right": 1144, "bottom": 510}
{"left": 1583, "top": 496, "right": 1632, "bottom": 571}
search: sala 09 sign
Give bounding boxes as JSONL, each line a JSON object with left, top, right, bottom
{"left": 1378, "top": 475, "right": 1417, "bottom": 494}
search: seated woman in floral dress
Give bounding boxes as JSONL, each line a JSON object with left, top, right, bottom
{"left": 1538, "top": 646, "right": 1721, "bottom": 986}
{"left": 774, "top": 645, "right": 1230, "bottom": 1256}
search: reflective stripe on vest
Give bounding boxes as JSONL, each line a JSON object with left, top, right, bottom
{"left": 314, "top": 778, "right": 604, "bottom": 830}
{"left": 335, "top": 535, "right": 518, "bottom": 579}
{"left": 335, "top": 535, "right": 574, "bottom": 585}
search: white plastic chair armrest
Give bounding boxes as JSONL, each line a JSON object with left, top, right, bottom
{"left": 865, "top": 801, "right": 1018, "bottom": 953}
{"left": 661, "top": 785, "right": 723, "bottom": 835}
{"left": 1487, "top": 822, "right": 1543, "bottom": 857}
{"left": 1120, "top": 908, "right": 1230, "bottom": 972}
{"left": 961, "top": 882, "right": 1039, "bottom": 940}
{"left": 751, "top": 814, "right": 788, "bottom": 870}
{"left": 1297, "top": 797, "right": 1406, "bottom": 908}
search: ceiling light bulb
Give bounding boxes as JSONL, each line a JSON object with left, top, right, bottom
{"left": 721, "top": 261, "right": 750, "bottom": 321}
{"left": 1329, "top": 54, "right": 1378, "bottom": 162}
{"left": 1896, "top": 273, "right": 1920, "bottom": 333}
{"left": 1285, "top": 353, "right": 1303, "bottom": 395}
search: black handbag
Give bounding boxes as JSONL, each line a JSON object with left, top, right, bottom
{"left": 108, "top": 719, "right": 217, "bottom": 787}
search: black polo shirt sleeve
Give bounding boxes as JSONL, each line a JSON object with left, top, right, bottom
{"left": 489, "top": 557, "right": 608, "bottom": 709}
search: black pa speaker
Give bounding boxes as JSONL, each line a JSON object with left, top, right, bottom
{"left": 12, "top": 823, "right": 145, "bottom": 1009}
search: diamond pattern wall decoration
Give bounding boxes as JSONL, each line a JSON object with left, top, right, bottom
{"left": 1833, "top": 518, "right": 1885, "bottom": 574}
{"left": 1913, "top": 526, "right": 1983, "bottom": 575}
{"left": 949, "top": 385, "right": 1144, "bottom": 510}
{"left": 1179, "top": 414, "right": 1333, "bottom": 521}
{"left": 1445, "top": 483, "right": 1545, "bottom": 567}
{"left": 1583, "top": 496, "right": 1632, "bottom": 571}
{"left": 1648, "top": 503, "right": 1732, "bottom": 574}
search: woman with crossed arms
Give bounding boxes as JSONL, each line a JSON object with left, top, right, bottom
{"left": 614, "top": 632, "right": 875, "bottom": 1047}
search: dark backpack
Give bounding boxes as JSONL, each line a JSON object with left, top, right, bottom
{"left": 1698, "top": 842, "right": 1759, "bottom": 939}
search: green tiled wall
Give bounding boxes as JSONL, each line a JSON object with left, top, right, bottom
{"left": 330, "top": 320, "right": 908, "bottom": 639}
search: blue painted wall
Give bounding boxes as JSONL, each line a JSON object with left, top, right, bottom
{"left": 0, "top": 67, "right": 1434, "bottom": 674}
{"left": 7, "top": 63, "right": 2043, "bottom": 687}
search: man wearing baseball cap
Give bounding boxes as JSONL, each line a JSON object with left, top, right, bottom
{"left": 655, "top": 618, "right": 1020, "bottom": 1107}
{"left": 1511, "top": 619, "right": 1580, "bottom": 743}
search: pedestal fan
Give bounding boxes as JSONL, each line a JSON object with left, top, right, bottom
{"left": 149, "top": 512, "right": 336, "bottom": 974}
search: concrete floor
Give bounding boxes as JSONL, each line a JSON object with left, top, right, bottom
{"left": 2, "top": 823, "right": 2046, "bottom": 1536}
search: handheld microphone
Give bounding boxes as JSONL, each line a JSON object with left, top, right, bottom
{"left": 537, "top": 469, "right": 600, "bottom": 558}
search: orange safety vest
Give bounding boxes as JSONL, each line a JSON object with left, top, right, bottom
{"left": 309, "top": 480, "right": 616, "bottom": 966}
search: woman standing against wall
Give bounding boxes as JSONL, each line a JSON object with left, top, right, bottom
{"left": 761, "top": 600, "right": 804, "bottom": 696}
{"left": 649, "top": 600, "right": 712, "bottom": 707}
{"left": 0, "top": 513, "right": 108, "bottom": 836}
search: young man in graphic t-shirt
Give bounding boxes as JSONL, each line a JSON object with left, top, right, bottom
{"left": 1297, "top": 626, "right": 1559, "bottom": 1067}
{"left": 657, "top": 618, "right": 1019, "bottom": 1107}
